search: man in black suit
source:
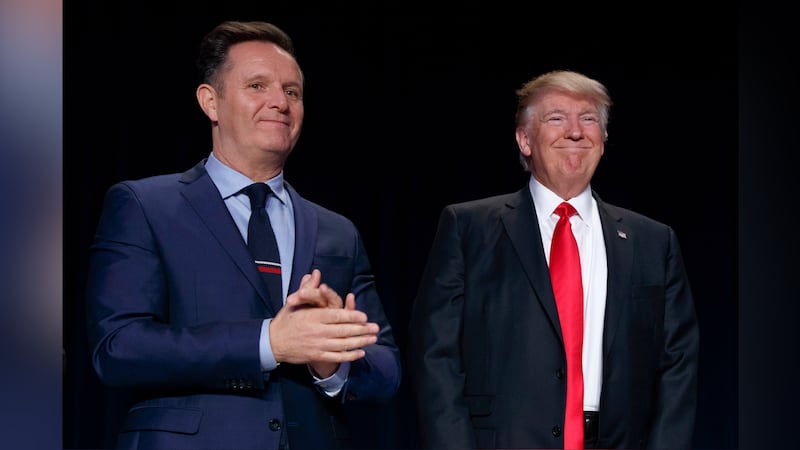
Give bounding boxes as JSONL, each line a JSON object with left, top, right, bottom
{"left": 408, "top": 70, "right": 698, "bottom": 449}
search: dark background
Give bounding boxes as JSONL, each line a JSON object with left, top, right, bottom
{"left": 61, "top": 1, "right": 754, "bottom": 448}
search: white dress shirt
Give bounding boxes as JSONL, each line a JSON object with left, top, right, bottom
{"left": 529, "top": 176, "right": 607, "bottom": 412}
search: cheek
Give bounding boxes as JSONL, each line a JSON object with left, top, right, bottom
{"left": 539, "top": 130, "right": 562, "bottom": 147}
{"left": 290, "top": 114, "right": 303, "bottom": 133}
{"left": 220, "top": 101, "right": 248, "bottom": 122}
{"left": 585, "top": 127, "right": 605, "bottom": 142}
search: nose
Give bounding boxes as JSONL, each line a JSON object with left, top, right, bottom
{"left": 267, "top": 86, "right": 289, "bottom": 111}
{"left": 565, "top": 117, "right": 583, "bottom": 140}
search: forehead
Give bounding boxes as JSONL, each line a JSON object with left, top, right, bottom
{"left": 536, "top": 90, "right": 598, "bottom": 113}
{"left": 224, "top": 41, "right": 301, "bottom": 79}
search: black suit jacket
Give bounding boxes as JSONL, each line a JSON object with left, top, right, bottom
{"left": 408, "top": 187, "right": 698, "bottom": 449}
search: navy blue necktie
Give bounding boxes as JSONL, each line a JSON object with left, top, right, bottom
{"left": 242, "top": 183, "right": 283, "bottom": 313}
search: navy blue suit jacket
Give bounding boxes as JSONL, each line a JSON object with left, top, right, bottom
{"left": 408, "top": 187, "right": 699, "bottom": 449}
{"left": 86, "top": 160, "right": 401, "bottom": 449}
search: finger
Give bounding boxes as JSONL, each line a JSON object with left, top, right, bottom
{"left": 344, "top": 293, "right": 356, "bottom": 311}
{"left": 310, "top": 268, "right": 322, "bottom": 285}
{"left": 314, "top": 333, "right": 378, "bottom": 355}
{"left": 323, "top": 321, "right": 379, "bottom": 338}
{"left": 318, "top": 283, "right": 343, "bottom": 309}
{"left": 286, "top": 270, "right": 328, "bottom": 308}
{"left": 322, "top": 307, "right": 369, "bottom": 324}
{"left": 315, "top": 348, "right": 367, "bottom": 363}
{"left": 300, "top": 269, "right": 321, "bottom": 289}
{"left": 285, "top": 276, "right": 309, "bottom": 305}
{"left": 287, "top": 291, "right": 328, "bottom": 308}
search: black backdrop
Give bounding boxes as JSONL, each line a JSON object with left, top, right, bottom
{"left": 64, "top": 1, "right": 741, "bottom": 448}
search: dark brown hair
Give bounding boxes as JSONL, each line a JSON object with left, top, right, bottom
{"left": 196, "top": 21, "right": 297, "bottom": 89}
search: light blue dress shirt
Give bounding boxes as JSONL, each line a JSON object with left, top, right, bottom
{"left": 204, "top": 153, "right": 348, "bottom": 394}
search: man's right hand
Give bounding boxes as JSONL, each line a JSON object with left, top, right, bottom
{"left": 268, "top": 269, "right": 379, "bottom": 371}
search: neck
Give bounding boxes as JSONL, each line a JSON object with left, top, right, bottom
{"left": 212, "top": 149, "right": 283, "bottom": 182}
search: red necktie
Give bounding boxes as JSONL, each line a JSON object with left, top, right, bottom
{"left": 550, "top": 202, "right": 584, "bottom": 449}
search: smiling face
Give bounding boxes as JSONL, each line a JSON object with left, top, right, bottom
{"left": 197, "top": 40, "right": 304, "bottom": 177}
{"left": 515, "top": 89, "right": 605, "bottom": 200}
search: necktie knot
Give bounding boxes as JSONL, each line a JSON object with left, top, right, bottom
{"left": 554, "top": 201, "right": 577, "bottom": 220}
{"left": 243, "top": 183, "right": 272, "bottom": 210}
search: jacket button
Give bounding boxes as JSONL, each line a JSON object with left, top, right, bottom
{"left": 556, "top": 368, "right": 565, "bottom": 379}
{"left": 268, "top": 418, "right": 281, "bottom": 432}
{"left": 551, "top": 425, "right": 561, "bottom": 437}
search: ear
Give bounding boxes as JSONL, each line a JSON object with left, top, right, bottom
{"left": 515, "top": 127, "right": 532, "bottom": 157}
{"left": 601, "top": 131, "right": 608, "bottom": 155}
{"left": 196, "top": 83, "right": 218, "bottom": 122}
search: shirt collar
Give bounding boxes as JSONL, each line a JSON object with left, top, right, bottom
{"left": 529, "top": 175, "right": 592, "bottom": 220}
{"left": 205, "top": 152, "right": 288, "bottom": 206}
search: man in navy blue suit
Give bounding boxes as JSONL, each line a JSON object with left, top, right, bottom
{"left": 86, "top": 20, "right": 401, "bottom": 450}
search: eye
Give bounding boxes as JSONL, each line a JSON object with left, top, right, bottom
{"left": 580, "top": 115, "right": 599, "bottom": 124}
{"left": 248, "top": 82, "right": 265, "bottom": 90}
{"left": 285, "top": 88, "right": 302, "bottom": 99}
{"left": 547, "top": 116, "right": 565, "bottom": 124}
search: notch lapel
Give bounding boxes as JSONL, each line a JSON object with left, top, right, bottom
{"left": 178, "top": 160, "right": 278, "bottom": 315}
{"left": 594, "top": 194, "right": 633, "bottom": 363}
{"left": 501, "top": 188, "right": 563, "bottom": 339}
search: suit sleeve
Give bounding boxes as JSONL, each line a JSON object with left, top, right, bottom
{"left": 85, "top": 182, "right": 265, "bottom": 390}
{"left": 648, "top": 227, "right": 700, "bottom": 448}
{"left": 408, "top": 205, "right": 476, "bottom": 449}
{"left": 340, "top": 229, "right": 402, "bottom": 404}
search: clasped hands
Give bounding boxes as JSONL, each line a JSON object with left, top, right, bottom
{"left": 269, "top": 269, "right": 378, "bottom": 378}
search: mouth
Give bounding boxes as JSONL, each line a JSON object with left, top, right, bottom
{"left": 258, "top": 119, "right": 290, "bottom": 127}
{"left": 555, "top": 146, "right": 592, "bottom": 151}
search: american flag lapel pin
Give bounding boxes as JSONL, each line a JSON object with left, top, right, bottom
{"left": 617, "top": 230, "right": 627, "bottom": 239}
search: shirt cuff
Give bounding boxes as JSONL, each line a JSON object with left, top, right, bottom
{"left": 310, "top": 361, "right": 350, "bottom": 397}
{"left": 259, "top": 318, "right": 279, "bottom": 372}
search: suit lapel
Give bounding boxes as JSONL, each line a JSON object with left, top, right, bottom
{"left": 502, "top": 188, "right": 637, "bottom": 387}
{"left": 501, "top": 188, "right": 563, "bottom": 339}
{"left": 283, "top": 183, "right": 318, "bottom": 294}
{"left": 594, "top": 193, "right": 633, "bottom": 361}
{"left": 178, "top": 160, "right": 278, "bottom": 315}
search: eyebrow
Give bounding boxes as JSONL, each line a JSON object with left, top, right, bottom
{"left": 542, "top": 107, "right": 598, "bottom": 116}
